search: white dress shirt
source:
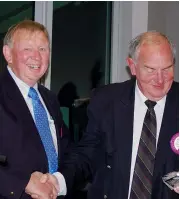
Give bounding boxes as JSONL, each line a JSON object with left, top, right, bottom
{"left": 8, "top": 66, "right": 67, "bottom": 195}
{"left": 127, "top": 81, "right": 166, "bottom": 199}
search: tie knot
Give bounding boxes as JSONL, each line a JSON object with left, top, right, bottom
{"left": 145, "top": 100, "right": 156, "bottom": 109}
{"left": 28, "top": 87, "right": 39, "bottom": 100}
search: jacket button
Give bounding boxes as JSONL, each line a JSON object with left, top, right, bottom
{"left": 104, "top": 195, "right": 107, "bottom": 199}
{"left": 107, "top": 165, "right": 111, "bottom": 169}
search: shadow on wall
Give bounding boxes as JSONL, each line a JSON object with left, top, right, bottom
{"left": 126, "top": 65, "right": 133, "bottom": 79}
{"left": 58, "top": 81, "right": 79, "bottom": 108}
{"left": 57, "top": 58, "right": 104, "bottom": 108}
{"left": 57, "top": 59, "right": 104, "bottom": 143}
{"left": 90, "top": 59, "right": 104, "bottom": 90}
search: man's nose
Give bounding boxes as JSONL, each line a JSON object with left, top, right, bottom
{"left": 32, "top": 50, "right": 41, "bottom": 60}
{"left": 156, "top": 70, "right": 164, "bottom": 84}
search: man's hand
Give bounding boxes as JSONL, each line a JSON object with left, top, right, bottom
{"left": 40, "top": 173, "right": 60, "bottom": 193}
{"left": 25, "top": 171, "right": 58, "bottom": 199}
{"left": 174, "top": 185, "right": 179, "bottom": 194}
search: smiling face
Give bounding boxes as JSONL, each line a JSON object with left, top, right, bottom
{"left": 3, "top": 30, "right": 50, "bottom": 86}
{"left": 128, "top": 39, "right": 174, "bottom": 101}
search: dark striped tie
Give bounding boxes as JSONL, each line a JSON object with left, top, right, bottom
{"left": 130, "top": 100, "right": 157, "bottom": 199}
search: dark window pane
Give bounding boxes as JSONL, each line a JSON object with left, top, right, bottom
{"left": 51, "top": 2, "right": 112, "bottom": 97}
{"left": 0, "top": 1, "right": 35, "bottom": 72}
{"left": 51, "top": 2, "right": 112, "bottom": 145}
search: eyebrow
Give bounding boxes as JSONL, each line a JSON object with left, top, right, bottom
{"left": 144, "top": 64, "right": 173, "bottom": 70}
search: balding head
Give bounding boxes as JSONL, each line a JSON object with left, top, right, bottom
{"left": 127, "top": 31, "right": 175, "bottom": 101}
{"left": 128, "top": 31, "right": 176, "bottom": 64}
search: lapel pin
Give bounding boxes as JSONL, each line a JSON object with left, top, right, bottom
{"left": 170, "top": 132, "right": 179, "bottom": 155}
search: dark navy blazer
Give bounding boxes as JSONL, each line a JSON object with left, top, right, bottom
{"left": 62, "top": 78, "right": 179, "bottom": 199}
{"left": 0, "top": 69, "right": 70, "bottom": 199}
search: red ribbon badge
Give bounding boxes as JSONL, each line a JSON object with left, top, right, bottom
{"left": 170, "top": 133, "right": 179, "bottom": 155}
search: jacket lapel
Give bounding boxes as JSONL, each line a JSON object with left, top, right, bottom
{"left": 1, "top": 69, "right": 36, "bottom": 129}
{"left": 1, "top": 69, "right": 49, "bottom": 170}
{"left": 113, "top": 79, "right": 136, "bottom": 194}
{"left": 153, "top": 82, "right": 179, "bottom": 180}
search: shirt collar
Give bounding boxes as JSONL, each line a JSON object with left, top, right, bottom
{"left": 7, "top": 66, "right": 38, "bottom": 100}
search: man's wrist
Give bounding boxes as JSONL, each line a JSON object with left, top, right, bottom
{"left": 53, "top": 172, "right": 67, "bottom": 196}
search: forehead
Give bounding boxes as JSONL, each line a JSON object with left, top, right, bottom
{"left": 138, "top": 42, "right": 173, "bottom": 63}
{"left": 12, "top": 30, "right": 49, "bottom": 45}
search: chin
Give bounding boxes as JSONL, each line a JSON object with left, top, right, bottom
{"left": 151, "top": 92, "right": 166, "bottom": 99}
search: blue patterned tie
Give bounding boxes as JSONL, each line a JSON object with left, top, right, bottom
{"left": 28, "top": 87, "right": 58, "bottom": 174}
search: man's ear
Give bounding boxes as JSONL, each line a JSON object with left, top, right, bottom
{"left": 3, "top": 45, "right": 12, "bottom": 64}
{"left": 126, "top": 57, "right": 136, "bottom": 76}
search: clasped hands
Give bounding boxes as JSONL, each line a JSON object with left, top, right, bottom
{"left": 25, "top": 171, "right": 59, "bottom": 199}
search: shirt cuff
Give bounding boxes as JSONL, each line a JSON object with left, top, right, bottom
{"left": 53, "top": 172, "right": 67, "bottom": 196}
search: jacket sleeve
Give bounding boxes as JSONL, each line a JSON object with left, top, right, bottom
{"left": 0, "top": 105, "right": 30, "bottom": 199}
{"left": 60, "top": 92, "right": 107, "bottom": 198}
{"left": 0, "top": 170, "right": 30, "bottom": 199}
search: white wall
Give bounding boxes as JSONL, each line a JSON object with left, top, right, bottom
{"left": 111, "top": 1, "right": 148, "bottom": 83}
{"left": 35, "top": 1, "right": 53, "bottom": 89}
{"left": 148, "top": 1, "right": 179, "bottom": 82}
{"left": 111, "top": 1, "right": 132, "bottom": 83}
{"left": 34, "top": 1, "right": 179, "bottom": 87}
{"left": 111, "top": 1, "right": 179, "bottom": 83}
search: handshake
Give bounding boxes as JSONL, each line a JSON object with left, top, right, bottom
{"left": 25, "top": 171, "right": 60, "bottom": 199}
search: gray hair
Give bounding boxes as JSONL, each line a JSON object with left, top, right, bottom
{"left": 128, "top": 31, "right": 176, "bottom": 64}
{"left": 3, "top": 19, "right": 50, "bottom": 48}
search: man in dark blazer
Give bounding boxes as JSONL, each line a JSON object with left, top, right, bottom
{"left": 0, "top": 20, "right": 70, "bottom": 199}
{"left": 51, "top": 31, "right": 178, "bottom": 199}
